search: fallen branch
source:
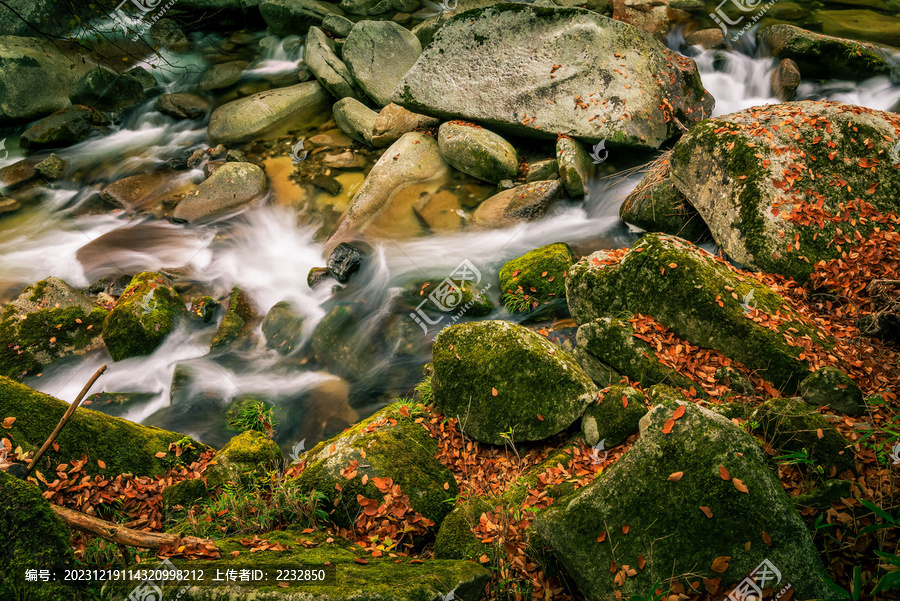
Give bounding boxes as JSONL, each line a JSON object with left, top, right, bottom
{"left": 51, "top": 504, "right": 210, "bottom": 550}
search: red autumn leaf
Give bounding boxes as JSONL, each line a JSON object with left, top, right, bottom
{"left": 719, "top": 466, "right": 731, "bottom": 481}
{"left": 622, "top": 524, "right": 629, "bottom": 534}
{"left": 699, "top": 506, "right": 713, "bottom": 519}
{"left": 491, "top": 387, "right": 498, "bottom": 397}
{"left": 1, "top": 417, "right": 15, "bottom": 429}
{"left": 637, "top": 553, "right": 646, "bottom": 570}
{"left": 622, "top": 395, "right": 628, "bottom": 408}
{"left": 667, "top": 471, "right": 683, "bottom": 482}
{"left": 597, "top": 531, "right": 607, "bottom": 543}
{"left": 672, "top": 405, "right": 685, "bottom": 420}
{"left": 662, "top": 418, "right": 675, "bottom": 434}
{"left": 536, "top": 414, "right": 545, "bottom": 421}
{"left": 97, "top": 460, "right": 106, "bottom": 469}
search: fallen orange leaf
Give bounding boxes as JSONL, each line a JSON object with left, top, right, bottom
{"left": 667, "top": 471, "right": 684, "bottom": 482}
{"left": 711, "top": 556, "right": 730, "bottom": 573}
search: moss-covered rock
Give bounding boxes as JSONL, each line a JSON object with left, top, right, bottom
{"left": 576, "top": 316, "right": 702, "bottom": 392}
{"left": 669, "top": 101, "right": 900, "bottom": 282}
{"left": 581, "top": 385, "right": 647, "bottom": 447}
{"left": 100, "top": 529, "right": 491, "bottom": 601}
{"left": 310, "top": 304, "right": 377, "bottom": 382}
{"left": 570, "top": 347, "right": 622, "bottom": 387}
{"left": 799, "top": 366, "right": 867, "bottom": 416}
{"left": 566, "top": 234, "right": 834, "bottom": 393}
{"left": 0, "top": 376, "right": 207, "bottom": 477}
{"left": 532, "top": 397, "right": 831, "bottom": 600}
{"left": 0, "top": 471, "right": 74, "bottom": 601}
{"left": 102, "top": 272, "right": 184, "bottom": 361}
{"left": 189, "top": 295, "right": 220, "bottom": 323}
{"left": 210, "top": 286, "right": 258, "bottom": 351}
{"left": 295, "top": 402, "right": 458, "bottom": 532}
{"left": 402, "top": 279, "right": 493, "bottom": 317}
{"left": 499, "top": 242, "right": 574, "bottom": 314}
{"left": 0, "top": 277, "right": 107, "bottom": 379}
{"left": 758, "top": 23, "right": 893, "bottom": 81}
{"left": 434, "top": 495, "right": 502, "bottom": 561}
{"left": 556, "top": 136, "right": 593, "bottom": 198}
{"left": 620, "top": 154, "right": 711, "bottom": 243}
{"left": 751, "top": 397, "right": 854, "bottom": 475}
{"left": 161, "top": 477, "right": 208, "bottom": 517}
{"left": 432, "top": 321, "right": 597, "bottom": 445}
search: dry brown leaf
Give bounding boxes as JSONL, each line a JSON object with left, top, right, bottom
{"left": 762, "top": 531, "right": 772, "bottom": 546}
{"left": 733, "top": 478, "right": 749, "bottom": 493}
{"left": 597, "top": 531, "right": 607, "bottom": 543}
{"left": 699, "top": 506, "right": 713, "bottom": 519}
{"left": 662, "top": 418, "right": 675, "bottom": 434}
{"left": 667, "top": 471, "right": 684, "bottom": 482}
{"left": 672, "top": 405, "right": 685, "bottom": 420}
{"left": 711, "top": 556, "right": 730, "bottom": 573}
{"left": 718, "top": 465, "right": 731, "bottom": 481}
{"left": 491, "top": 387, "right": 498, "bottom": 397}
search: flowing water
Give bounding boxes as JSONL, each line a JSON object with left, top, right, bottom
{"left": 3, "top": 23, "right": 899, "bottom": 452}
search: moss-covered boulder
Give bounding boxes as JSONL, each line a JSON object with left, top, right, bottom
{"left": 799, "top": 366, "right": 867, "bottom": 416}
{"left": 532, "top": 397, "right": 831, "bottom": 600}
{"left": 100, "top": 529, "right": 491, "bottom": 601}
{"left": 669, "top": 101, "right": 900, "bottom": 282}
{"left": 432, "top": 321, "right": 597, "bottom": 445}
{"left": 570, "top": 347, "right": 622, "bottom": 387}
{"left": 581, "top": 385, "right": 647, "bottom": 447}
{"left": 576, "top": 317, "right": 701, "bottom": 392}
{"left": 402, "top": 279, "right": 493, "bottom": 317}
{"left": 0, "top": 471, "right": 74, "bottom": 601}
{"left": 203, "top": 430, "right": 283, "bottom": 490}
{"left": 310, "top": 304, "right": 378, "bottom": 381}
{"left": 499, "top": 242, "right": 574, "bottom": 314}
{"left": 434, "top": 495, "right": 502, "bottom": 561}
{"left": 295, "top": 402, "right": 458, "bottom": 532}
{"left": 566, "top": 234, "right": 834, "bottom": 393}
{"left": 393, "top": 4, "right": 713, "bottom": 148}
{"left": 262, "top": 301, "right": 307, "bottom": 355}
{"left": 0, "top": 377, "right": 207, "bottom": 477}
{"left": 161, "top": 477, "right": 208, "bottom": 517}
{"left": 751, "top": 397, "right": 854, "bottom": 475}
{"left": 0, "top": 277, "right": 107, "bottom": 379}
{"left": 102, "top": 272, "right": 184, "bottom": 361}
{"left": 437, "top": 121, "right": 518, "bottom": 183}
{"left": 758, "top": 24, "right": 893, "bottom": 81}
{"left": 620, "top": 154, "right": 711, "bottom": 243}
{"left": 209, "top": 286, "right": 258, "bottom": 351}
{"left": 556, "top": 136, "right": 593, "bottom": 198}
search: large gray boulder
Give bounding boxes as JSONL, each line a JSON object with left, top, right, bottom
{"left": 344, "top": 20, "right": 422, "bottom": 107}
{"left": 432, "top": 320, "right": 597, "bottom": 445}
{"left": 304, "top": 27, "right": 367, "bottom": 102}
{"left": 173, "top": 162, "right": 268, "bottom": 224}
{"left": 327, "top": 132, "right": 447, "bottom": 241}
{"left": 669, "top": 101, "right": 900, "bottom": 282}
{"left": 532, "top": 397, "right": 831, "bottom": 600}
{"left": 393, "top": 5, "right": 713, "bottom": 147}
{"left": 0, "top": 36, "right": 96, "bottom": 125}
{"left": 207, "top": 82, "right": 330, "bottom": 145}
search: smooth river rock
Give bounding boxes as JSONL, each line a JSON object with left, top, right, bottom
{"left": 343, "top": 20, "right": 423, "bottom": 107}
{"left": 173, "top": 162, "right": 268, "bottom": 224}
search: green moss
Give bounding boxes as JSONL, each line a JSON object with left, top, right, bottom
{"left": 101, "top": 529, "right": 492, "bottom": 600}
{"left": 161, "top": 478, "right": 208, "bottom": 517}
{"left": 434, "top": 495, "right": 502, "bottom": 560}
{"left": 218, "top": 430, "right": 282, "bottom": 466}
{"left": 499, "top": 243, "right": 574, "bottom": 314}
{"left": 581, "top": 385, "right": 648, "bottom": 447}
{"left": 295, "top": 403, "right": 458, "bottom": 534}
{"left": 0, "top": 471, "right": 74, "bottom": 601}
{"left": 210, "top": 287, "right": 256, "bottom": 351}
{"left": 0, "top": 376, "right": 208, "bottom": 477}
{"left": 402, "top": 280, "right": 493, "bottom": 317}
{"left": 752, "top": 397, "right": 854, "bottom": 475}
{"left": 432, "top": 320, "right": 597, "bottom": 445}
{"left": 620, "top": 174, "right": 711, "bottom": 243}
{"left": 101, "top": 272, "right": 184, "bottom": 361}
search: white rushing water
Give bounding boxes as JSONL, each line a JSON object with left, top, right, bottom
{"left": 3, "top": 28, "right": 900, "bottom": 447}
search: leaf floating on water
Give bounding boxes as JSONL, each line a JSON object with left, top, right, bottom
{"left": 699, "top": 506, "right": 713, "bottom": 519}
{"left": 719, "top": 465, "right": 731, "bottom": 481}
{"left": 662, "top": 418, "right": 675, "bottom": 434}
{"left": 711, "top": 556, "right": 730, "bottom": 573}
{"left": 667, "top": 471, "right": 683, "bottom": 482}
{"left": 732, "top": 478, "right": 749, "bottom": 493}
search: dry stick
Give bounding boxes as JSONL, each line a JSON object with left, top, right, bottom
{"left": 25, "top": 365, "right": 108, "bottom": 477}
{"left": 51, "top": 505, "right": 210, "bottom": 550}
